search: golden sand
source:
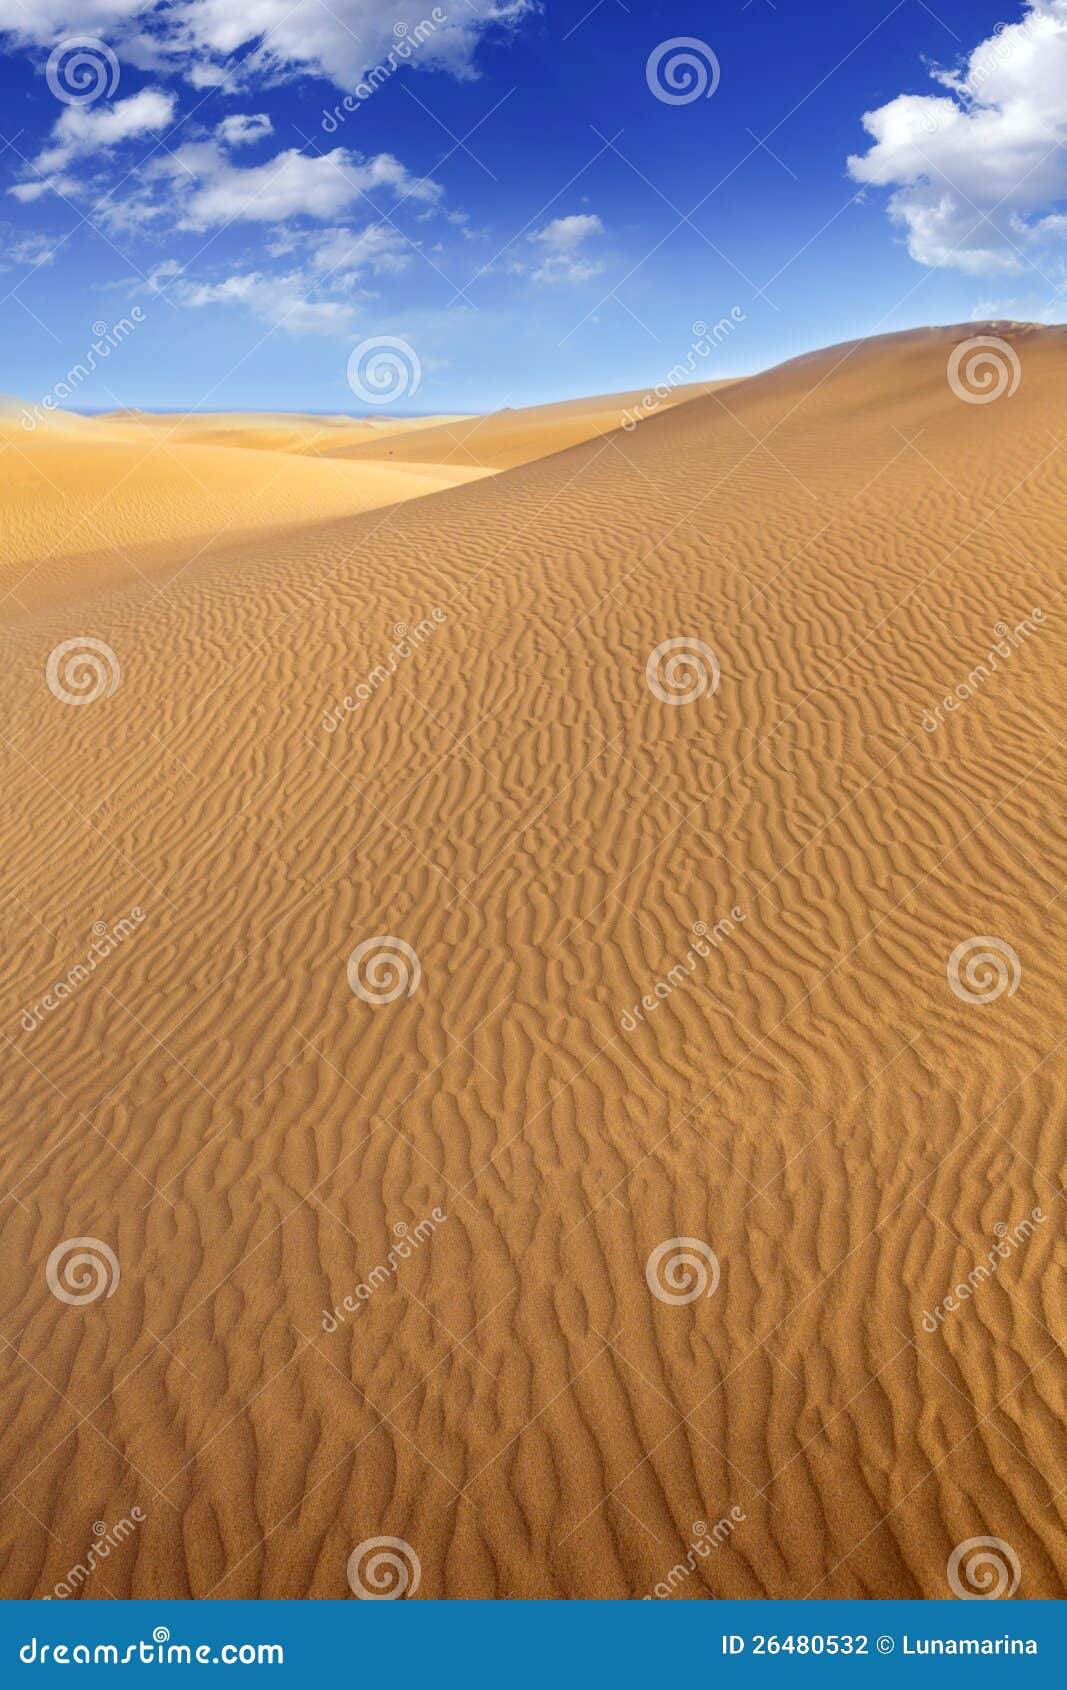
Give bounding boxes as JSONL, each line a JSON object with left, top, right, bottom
{"left": 0, "top": 326, "right": 1063, "bottom": 1598}
{"left": 0, "top": 386, "right": 711, "bottom": 608}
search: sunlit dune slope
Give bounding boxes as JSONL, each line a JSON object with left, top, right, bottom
{"left": 0, "top": 384, "right": 721, "bottom": 605}
{"left": 0, "top": 325, "right": 1063, "bottom": 1600}
{"left": 93, "top": 410, "right": 470, "bottom": 455}
{"left": 0, "top": 426, "right": 486, "bottom": 604}
{"left": 328, "top": 380, "right": 731, "bottom": 470}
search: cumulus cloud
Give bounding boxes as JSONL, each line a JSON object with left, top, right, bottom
{"left": 0, "top": 1, "right": 533, "bottom": 92}
{"left": 6, "top": 83, "right": 441, "bottom": 241}
{"left": 215, "top": 112, "right": 272, "bottom": 147}
{"left": 533, "top": 213, "right": 604, "bottom": 250}
{"left": 164, "top": 142, "right": 441, "bottom": 229}
{"left": 529, "top": 212, "right": 604, "bottom": 282}
{"left": 10, "top": 86, "right": 175, "bottom": 200}
{"left": 848, "top": 0, "right": 1067, "bottom": 274}
{"left": 0, "top": 2, "right": 529, "bottom": 339}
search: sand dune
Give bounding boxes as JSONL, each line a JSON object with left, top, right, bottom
{"left": 0, "top": 386, "right": 713, "bottom": 608}
{"left": 92, "top": 410, "right": 470, "bottom": 456}
{"left": 0, "top": 406, "right": 482, "bottom": 608}
{"left": 0, "top": 324, "right": 1064, "bottom": 1600}
{"left": 0, "top": 429, "right": 486, "bottom": 604}
{"left": 328, "top": 382, "right": 730, "bottom": 470}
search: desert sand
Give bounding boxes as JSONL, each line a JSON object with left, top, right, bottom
{"left": 0, "top": 324, "right": 1063, "bottom": 1600}
{"left": 325, "top": 382, "right": 730, "bottom": 471}
{"left": 0, "top": 385, "right": 710, "bottom": 609}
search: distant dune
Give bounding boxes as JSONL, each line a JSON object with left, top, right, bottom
{"left": 91, "top": 410, "right": 472, "bottom": 455}
{"left": 0, "top": 325, "right": 1063, "bottom": 1599}
{"left": 324, "top": 381, "right": 732, "bottom": 470}
{"left": 0, "top": 384, "right": 715, "bottom": 606}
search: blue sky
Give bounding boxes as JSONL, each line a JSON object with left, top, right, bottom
{"left": 1, "top": 0, "right": 1064, "bottom": 412}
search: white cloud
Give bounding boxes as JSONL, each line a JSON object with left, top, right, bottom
{"left": 165, "top": 142, "right": 441, "bottom": 229}
{"left": 0, "top": 2, "right": 146, "bottom": 45}
{"left": 175, "top": 270, "right": 356, "bottom": 333}
{"left": 216, "top": 112, "right": 272, "bottom": 147}
{"left": 7, "top": 86, "right": 440, "bottom": 240}
{"left": 532, "top": 213, "right": 604, "bottom": 251}
{"left": 149, "top": 221, "right": 414, "bottom": 334}
{"left": 848, "top": 1, "right": 1067, "bottom": 274}
{"left": 0, "top": 227, "right": 59, "bottom": 268}
{"left": 10, "top": 86, "right": 175, "bottom": 201}
{"left": 310, "top": 223, "right": 412, "bottom": 281}
{"left": 8, "top": 179, "right": 62, "bottom": 205}
{"left": 0, "top": 1, "right": 534, "bottom": 92}
{"left": 970, "top": 291, "right": 1065, "bottom": 323}
{"left": 529, "top": 211, "right": 604, "bottom": 282}
{"left": 145, "top": 257, "right": 185, "bottom": 287}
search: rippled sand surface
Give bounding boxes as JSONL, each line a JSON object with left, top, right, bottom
{"left": 1, "top": 324, "right": 1064, "bottom": 1599}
